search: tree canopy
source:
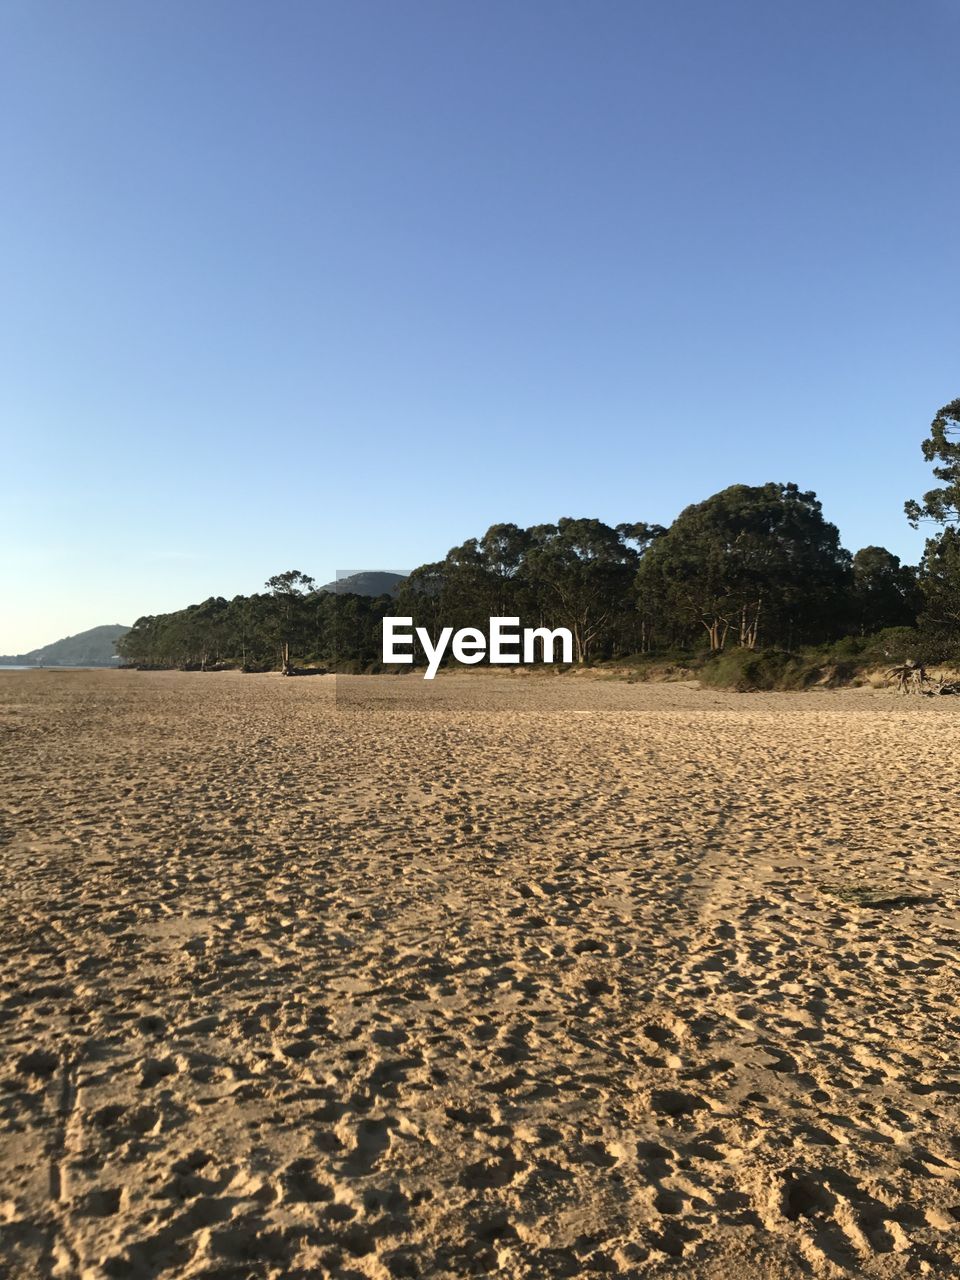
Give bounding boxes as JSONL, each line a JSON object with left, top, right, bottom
{"left": 117, "top": 490, "right": 926, "bottom": 672}
{"left": 115, "top": 393, "right": 960, "bottom": 674}
{"left": 636, "top": 484, "right": 851, "bottom": 651}
{"left": 905, "top": 398, "right": 960, "bottom": 528}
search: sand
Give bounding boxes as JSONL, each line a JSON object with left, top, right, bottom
{"left": 1, "top": 669, "right": 959, "bottom": 1279}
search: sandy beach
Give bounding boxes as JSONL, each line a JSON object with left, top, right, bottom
{"left": 1, "top": 669, "right": 958, "bottom": 1279}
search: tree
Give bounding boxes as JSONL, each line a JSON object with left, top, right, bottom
{"left": 616, "top": 523, "right": 666, "bottom": 652}
{"left": 636, "top": 483, "right": 851, "bottom": 651}
{"left": 477, "top": 523, "right": 532, "bottom": 617}
{"left": 394, "top": 562, "right": 448, "bottom": 638}
{"left": 850, "top": 547, "right": 919, "bottom": 635}
{"left": 265, "top": 570, "right": 316, "bottom": 672}
{"left": 523, "top": 518, "right": 639, "bottom": 662}
{"left": 905, "top": 398, "right": 960, "bottom": 528}
{"left": 429, "top": 524, "right": 536, "bottom": 630}
{"left": 905, "top": 398, "right": 960, "bottom": 657}
{"left": 916, "top": 528, "right": 960, "bottom": 657}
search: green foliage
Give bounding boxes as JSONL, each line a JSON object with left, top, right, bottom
{"left": 396, "top": 518, "right": 656, "bottom": 665}
{"left": 523, "top": 518, "right": 643, "bottom": 662}
{"left": 636, "top": 483, "right": 852, "bottom": 652}
{"left": 697, "top": 649, "right": 818, "bottom": 692}
{"left": 667, "top": 627, "right": 931, "bottom": 692}
{"left": 915, "top": 527, "right": 960, "bottom": 660}
{"left": 121, "top": 405, "right": 960, "bottom": 679}
{"left": 117, "top": 588, "right": 396, "bottom": 672}
{"left": 851, "top": 547, "right": 919, "bottom": 635}
{"left": 842, "top": 627, "right": 925, "bottom": 664}
{"left": 900, "top": 399, "right": 960, "bottom": 658}
{"left": 905, "top": 398, "right": 960, "bottom": 529}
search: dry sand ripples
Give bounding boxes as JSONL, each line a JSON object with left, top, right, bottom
{"left": 1, "top": 670, "right": 959, "bottom": 1278}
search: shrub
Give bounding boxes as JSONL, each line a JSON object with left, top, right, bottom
{"left": 698, "top": 649, "right": 809, "bottom": 691}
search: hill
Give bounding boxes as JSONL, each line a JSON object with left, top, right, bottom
{"left": 318, "top": 571, "right": 406, "bottom": 597}
{"left": 0, "top": 624, "right": 130, "bottom": 667}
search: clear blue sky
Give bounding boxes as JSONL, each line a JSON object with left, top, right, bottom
{"left": 1, "top": 0, "right": 957, "bottom": 651}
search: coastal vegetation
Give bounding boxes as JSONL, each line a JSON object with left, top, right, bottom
{"left": 117, "top": 400, "right": 960, "bottom": 682}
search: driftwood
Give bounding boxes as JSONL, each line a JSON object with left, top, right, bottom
{"left": 924, "top": 676, "right": 960, "bottom": 697}
{"left": 888, "top": 660, "right": 926, "bottom": 694}
{"left": 887, "top": 661, "right": 960, "bottom": 696}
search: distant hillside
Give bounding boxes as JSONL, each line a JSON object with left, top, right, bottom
{"left": 319, "top": 571, "right": 406, "bottom": 597}
{"left": 0, "top": 624, "right": 130, "bottom": 667}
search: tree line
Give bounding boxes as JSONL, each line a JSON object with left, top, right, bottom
{"left": 118, "top": 399, "right": 960, "bottom": 672}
